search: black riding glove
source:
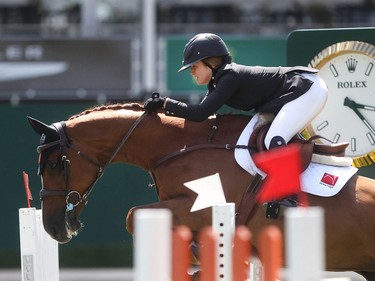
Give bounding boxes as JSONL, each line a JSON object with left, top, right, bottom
{"left": 144, "top": 92, "right": 166, "bottom": 112}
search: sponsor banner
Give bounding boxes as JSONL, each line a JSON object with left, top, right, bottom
{"left": 0, "top": 39, "right": 133, "bottom": 100}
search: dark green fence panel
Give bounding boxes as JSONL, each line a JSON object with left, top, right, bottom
{"left": 287, "top": 27, "right": 375, "bottom": 67}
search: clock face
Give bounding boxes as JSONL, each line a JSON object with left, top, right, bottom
{"left": 305, "top": 41, "right": 375, "bottom": 167}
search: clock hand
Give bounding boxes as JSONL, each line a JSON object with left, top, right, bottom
{"left": 344, "top": 97, "right": 375, "bottom": 111}
{"left": 351, "top": 100, "right": 375, "bottom": 111}
{"left": 344, "top": 97, "right": 375, "bottom": 135}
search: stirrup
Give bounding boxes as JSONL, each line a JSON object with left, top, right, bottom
{"left": 265, "top": 196, "right": 299, "bottom": 219}
{"left": 265, "top": 201, "right": 280, "bottom": 219}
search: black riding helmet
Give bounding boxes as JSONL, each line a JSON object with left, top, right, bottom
{"left": 178, "top": 33, "right": 230, "bottom": 72}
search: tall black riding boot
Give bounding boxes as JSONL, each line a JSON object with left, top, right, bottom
{"left": 265, "top": 135, "right": 292, "bottom": 219}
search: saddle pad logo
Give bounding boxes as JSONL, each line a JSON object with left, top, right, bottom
{"left": 320, "top": 173, "right": 339, "bottom": 188}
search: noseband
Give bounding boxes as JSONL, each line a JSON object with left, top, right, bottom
{"left": 37, "top": 112, "right": 148, "bottom": 213}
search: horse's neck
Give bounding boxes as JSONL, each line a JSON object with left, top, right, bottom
{"left": 124, "top": 113, "right": 199, "bottom": 169}
{"left": 67, "top": 110, "right": 188, "bottom": 170}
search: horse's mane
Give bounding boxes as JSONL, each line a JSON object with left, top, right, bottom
{"left": 69, "top": 102, "right": 144, "bottom": 120}
{"left": 68, "top": 102, "right": 253, "bottom": 123}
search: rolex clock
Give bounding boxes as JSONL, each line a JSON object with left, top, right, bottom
{"left": 303, "top": 41, "right": 375, "bottom": 167}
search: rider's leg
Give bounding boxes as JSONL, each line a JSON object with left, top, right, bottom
{"left": 263, "top": 73, "right": 328, "bottom": 219}
{"left": 264, "top": 73, "right": 328, "bottom": 149}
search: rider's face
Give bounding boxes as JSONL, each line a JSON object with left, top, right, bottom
{"left": 190, "top": 61, "right": 211, "bottom": 85}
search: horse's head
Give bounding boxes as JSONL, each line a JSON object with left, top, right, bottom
{"left": 27, "top": 116, "right": 104, "bottom": 243}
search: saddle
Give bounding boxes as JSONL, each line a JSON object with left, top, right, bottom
{"left": 248, "top": 123, "right": 350, "bottom": 172}
{"left": 236, "top": 123, "right": 350, "bottom": 224}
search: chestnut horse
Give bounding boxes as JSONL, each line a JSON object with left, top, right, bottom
{"left": 28, "top": 103, "right": 375, "bottom": 280}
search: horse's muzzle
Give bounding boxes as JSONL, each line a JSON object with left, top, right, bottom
{"left": 44, "top": 211, "right": 82, "bottom": 244}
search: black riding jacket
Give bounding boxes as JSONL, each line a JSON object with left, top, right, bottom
{"left": 164, "top": 63, "right": 318, "bottom": 121}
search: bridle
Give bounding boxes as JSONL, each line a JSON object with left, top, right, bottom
{"left": 37, "top": 112, "right": 148, "bottom": 213}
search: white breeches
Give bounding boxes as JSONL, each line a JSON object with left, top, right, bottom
{"left": 264, "top": 73, "right": 328, "bottom": 149}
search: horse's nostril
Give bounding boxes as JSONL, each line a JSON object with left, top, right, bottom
{"left": 47, "top": 224, "right": 61, "bottom": 240}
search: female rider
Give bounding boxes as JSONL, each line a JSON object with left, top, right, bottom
{"left": 144, "top": 33, "right": 328, "bottom": 150}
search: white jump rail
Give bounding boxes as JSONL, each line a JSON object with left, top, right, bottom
{"left": 19, "top": 208, "right": 59, "bottom": 281}
{"left": 285, "top": 207, "right": 325, "bottom": 281}
{"left": 134, "top": 208, "right": 172, "bottom": 281}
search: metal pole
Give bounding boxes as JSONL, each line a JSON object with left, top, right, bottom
{"left": 81, "top": 0, "right": 99, "bottom": 37}
{"left": 142, "top": 0, "right": 157, "bottom": 94}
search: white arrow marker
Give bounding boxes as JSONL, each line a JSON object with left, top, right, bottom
{"left": 184, "top": 173, "right": 227, "bottom": 212}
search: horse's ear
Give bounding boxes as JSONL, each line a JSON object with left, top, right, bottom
{"left": 27, "top": 116, "right": 54, "bottom": 136}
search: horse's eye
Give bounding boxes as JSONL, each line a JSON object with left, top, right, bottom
{"left": 46, "top": 160, "right": 62, "bottom": 173}
{"left": 47, "top": 162, "right": 57, "bottom": 169}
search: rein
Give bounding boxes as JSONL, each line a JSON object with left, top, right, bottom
{"left": 150, "top": 114, "right": 250, "bottom": 171}
{"left": 151, "top": 143, "right": 249, "bottom": 172}
{"left": 37, "top": 111, "right": 149, "bottom": 212}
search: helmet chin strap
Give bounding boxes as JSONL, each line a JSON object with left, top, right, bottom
{"left": 202, "top": 55, "right": 230, "bottom": 84}
{"left": 202, "top": 60, "right": 215, "bottom": 70}
{"left": 201, "top": 61, "right": 217, "bottom": 84}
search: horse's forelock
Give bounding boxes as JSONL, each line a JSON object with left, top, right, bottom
{"left": 69, "top": 103, "right": 144, "bottom": 120}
